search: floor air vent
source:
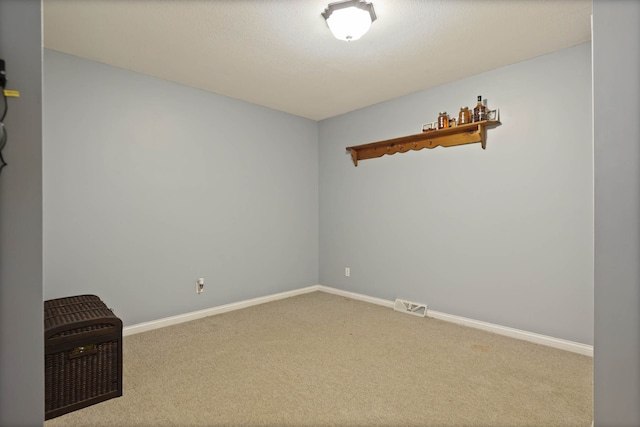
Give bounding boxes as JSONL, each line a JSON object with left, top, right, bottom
{"left": 393, "top": 299, "right": 427, "bottom": 317}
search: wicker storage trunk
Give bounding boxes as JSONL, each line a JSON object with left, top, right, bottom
{"left": 44, "top": 295, "right": 123, "bottom": 420}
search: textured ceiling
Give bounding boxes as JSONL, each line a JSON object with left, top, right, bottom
{"left": 43, "top": 0, "right": 592, "bottom": 121}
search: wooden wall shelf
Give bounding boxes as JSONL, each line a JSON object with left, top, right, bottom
{"left": 346, "top": 120, "right": 501, "bottom": 166}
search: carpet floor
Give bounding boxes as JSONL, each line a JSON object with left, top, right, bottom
{"left": 45, "top": 291, "right": 592, "bottom": 426}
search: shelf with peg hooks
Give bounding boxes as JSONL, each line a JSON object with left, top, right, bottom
{"left": 345, "top": 120, "right": 501, "bottom": 166}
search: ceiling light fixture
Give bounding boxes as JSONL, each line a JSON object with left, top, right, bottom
{"left": 322, "top": 0, "right": 376, "bottom": 42}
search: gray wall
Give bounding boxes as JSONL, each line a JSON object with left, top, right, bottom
{"left": 593, "top": 0, "right": 640, "bottom": 425}
{"left": 14, "top": 3, "right": 640, "bottom": 424}
{"left": 43, "top": 50, "right": 319, "bottom": 326}
{"left": 319, "top": 43, "right": 594, "bottom": 345}
{"left": 0, "top": 0, "right": 44, "bottom": 425}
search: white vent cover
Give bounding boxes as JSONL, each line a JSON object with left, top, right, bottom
{"left": 393, "top": 299, "right": 427, "bottom": 317}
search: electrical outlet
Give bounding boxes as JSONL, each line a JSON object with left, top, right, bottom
{"left": 345, "top": 267, "right": 350, "bottom": 277}
{"left": 196, "top": 278, "right": 204, "bottom": 294}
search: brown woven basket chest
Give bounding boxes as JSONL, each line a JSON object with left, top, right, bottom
{"left": 44, "top": 294, "right": 123, "bottom": 420}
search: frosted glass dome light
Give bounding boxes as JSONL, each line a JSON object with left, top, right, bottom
{"left": 322, "top": 0, "right": 377, "bottom": 42}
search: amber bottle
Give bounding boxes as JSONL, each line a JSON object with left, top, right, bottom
{"left": 458, "top": 106, "right": 471, "bottom": 125}
{"left": 473, "top": 96, "right": 487, "bottom": 122}
{"left": 437, "top": 112, "right": 449, "bottom": 129}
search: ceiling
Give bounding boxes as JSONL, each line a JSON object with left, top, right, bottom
{"left": 43, "top": 0, "right": 592, "bottom": 121}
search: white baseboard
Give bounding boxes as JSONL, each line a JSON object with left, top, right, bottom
{"left": 316, "top": 285, "right": 395, "bottom": 309}
{"left": 317, "top": 286, "right": 592, "bottom": 357}
{"left": 427, "top": 309, "right": 593, "bottom": 357}
{"left": 123, "top": 284, "right": 593, "bottom": 357}
{"left": 123, "top": 285, "right": 320, "bottom": 336}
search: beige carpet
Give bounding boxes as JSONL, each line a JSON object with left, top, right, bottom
{"left": 45, "top": 291, "right": 592, "bottom": 426}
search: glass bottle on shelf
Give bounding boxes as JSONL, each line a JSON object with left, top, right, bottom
{"left": 437, "top": 112, "right": 449, "bottom": 129}
{"left": 458, "top": 106, "right": 471, "bottom": 125}
{"left": 473, "top": 95, "right": 487, "bottom": 122}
